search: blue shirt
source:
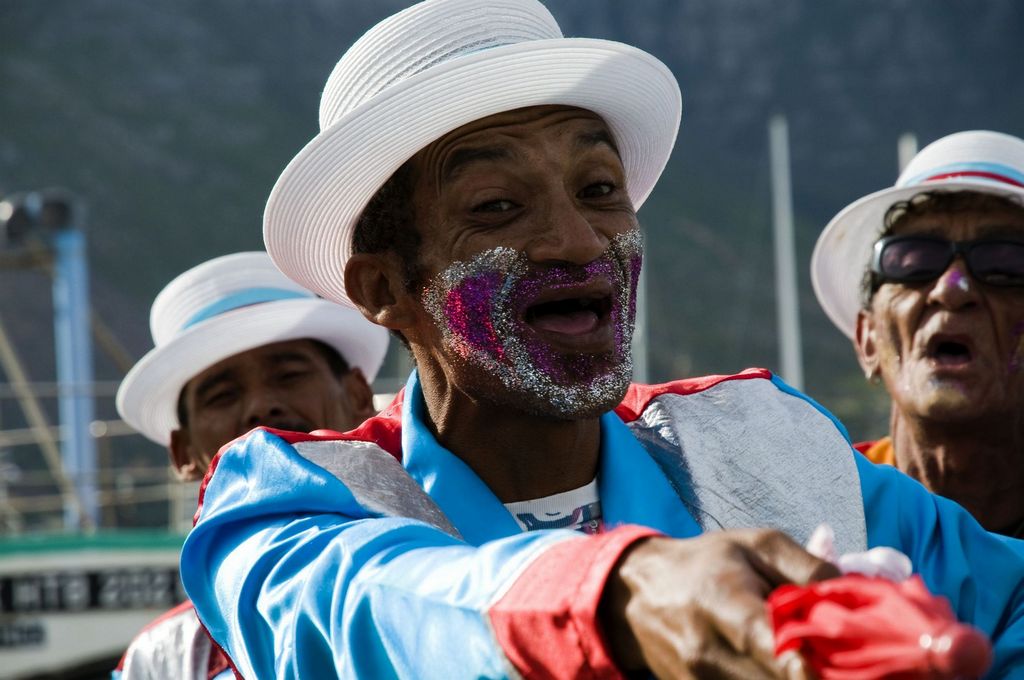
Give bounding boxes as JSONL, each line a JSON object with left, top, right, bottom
{"left": 182, "top": 370, "right": 1024, "bottom": 678}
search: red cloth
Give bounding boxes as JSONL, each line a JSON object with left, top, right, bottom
{"left": 488, "top": 525, "right": 661, "bottom": 679}
{"left": 769, "top": 575, "right": 992, "bottom": 679}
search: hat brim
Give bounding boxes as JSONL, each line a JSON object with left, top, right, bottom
{"left": 812, "top": 180, "right": 1024, "bottom": 339}
{"left": 264, "top": 37, "right": 681, "bottom": 305}
{"left": 116, "top": 299, "right": 389, "bottom": 446}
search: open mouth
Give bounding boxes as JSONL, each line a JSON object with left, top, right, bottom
{"left": 524, "top": 294, "right": 613, "bottom": 336}
{"left": 926, "top": 336, "right": 973, "bottom": 367}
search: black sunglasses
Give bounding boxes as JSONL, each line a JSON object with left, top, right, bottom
{"left": 871, "top": 235, "right": 1024, "bottom": 289}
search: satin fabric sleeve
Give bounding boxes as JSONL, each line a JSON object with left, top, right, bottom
{"left": 856, "top": 453, "right": 1024, "bottom": 676}
{"left": 180, "top": 429, "right": 654, "bottom": 679}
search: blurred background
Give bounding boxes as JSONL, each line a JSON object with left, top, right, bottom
{"left": 1, "top": 0, "right": 1022, "bottom": 676}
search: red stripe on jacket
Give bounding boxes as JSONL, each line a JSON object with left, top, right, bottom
{"left": 488, "top": 525, "right": 660, "bottom": 679}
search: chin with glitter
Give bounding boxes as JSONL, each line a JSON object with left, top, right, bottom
{"left": 422, "top": 230, "right": 643, "bottom": 419}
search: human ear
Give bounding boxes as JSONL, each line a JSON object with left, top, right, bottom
{"left": 169, "top": 429, "right": 203, "bottom": 482}
{"left": 854, "top": 309, "right": 881, "bottom": 382}
{"left": 344, "top": 252, "right": 419, "bottom": 331}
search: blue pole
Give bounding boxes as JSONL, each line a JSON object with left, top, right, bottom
{"left": 52, "top": 228, "right": 98, "bottom": 529}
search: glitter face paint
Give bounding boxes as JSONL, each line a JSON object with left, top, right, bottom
{"left": 422, "top": 230, "right": 643, "bottom": 418}
{"left": 947, "top": 269, "right": 970, "bottom": 293}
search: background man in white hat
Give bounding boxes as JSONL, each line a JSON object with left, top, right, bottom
{"left": 181, "top": 2, "right": 1024, "bottom": 678}
{"left": 114, "top": 251, "right": 388, "bottom": 679}
{"left": 813, "top": 130, "right": 1024, "bottom": 538}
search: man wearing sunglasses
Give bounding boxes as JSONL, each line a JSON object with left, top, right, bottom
{"left": 812, "top": 129, "right": 1024, "bottom": 538}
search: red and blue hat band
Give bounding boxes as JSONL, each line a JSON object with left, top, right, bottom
{"left": 903, "top": 161, "right": 1024, "bottom": 190}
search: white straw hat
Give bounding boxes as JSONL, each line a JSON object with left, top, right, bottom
{"left": 116, "top": 252, "right": 389, "bottom": 446}
{"left": 264, "top": 0, "right": 682, "bottom": 306}
{"left": 812, "top": 130, "right": 1024, "bottom": 339}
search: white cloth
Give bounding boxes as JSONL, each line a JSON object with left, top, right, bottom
{"left": 504, "top": 478, "right": 602, "bottom": 534}
{"left": 117, "top": 605, "right": 211, "bottom": 680}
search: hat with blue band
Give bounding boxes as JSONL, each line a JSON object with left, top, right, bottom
{"left": 117, "top": 251, "right": 389, "bottom": 446}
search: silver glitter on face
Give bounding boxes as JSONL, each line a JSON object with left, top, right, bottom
{"left": 422, "top": 230, "right": 643, "bottom": 419}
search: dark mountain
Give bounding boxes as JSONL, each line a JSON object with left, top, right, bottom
{"left": 1, "top": 0, "right": 1022, "bottom": 457}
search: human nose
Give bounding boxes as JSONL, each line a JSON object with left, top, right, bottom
{"left": 242, "top": 389, "right": 288, "bottom": 428}
{"left": 525, "top": 193, "right": 612, "bottom": 265}
{"left": 926, "top": 257, "right": 981, "bottom": 310}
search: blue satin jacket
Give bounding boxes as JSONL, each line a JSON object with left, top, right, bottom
{"left": 182, "top": 370, "right": 1024, "bottom": 678}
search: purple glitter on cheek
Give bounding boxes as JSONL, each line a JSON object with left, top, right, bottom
{"left": 616, "top": 253, "right": 642, "bottom": 350}
{"left": 627, "top": 255, "right": 641, "bottom": 321}
{"left": 443, "top": 271, "right": 506, "bottom": 360}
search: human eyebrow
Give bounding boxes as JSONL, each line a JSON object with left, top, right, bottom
{"left": 575, "top": 129, "right": 620, "bottom": 157}
{"left": 267, "top": 351, "right": 315, "bottom": 368}
{"left": 973, "top": 224, "right": 1024, "bottom": 241}
{"left": 441, "top": 146, "right": 513, "bottom": 183}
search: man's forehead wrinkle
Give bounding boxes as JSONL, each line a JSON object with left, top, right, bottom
{"left": 430, "top": 129, "right": 618, "bottom": 193}
{"left": 575, "top": 128, "right": 620, "bottom": 157}
{"left": 441, "top": 145, "right": 516, "bottom": 184}
{"left": 423, "top": 105, "right": 603, "bottom": 165}
{"left": 970, "top": 221, "right": 1024, "bottom": 239}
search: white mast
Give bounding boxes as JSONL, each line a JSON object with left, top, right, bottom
{"left": 769, "top": 115, "right": 804, "bottom": 390}
{"left": 898, "top": 132, "right": 919, "bottom": 172}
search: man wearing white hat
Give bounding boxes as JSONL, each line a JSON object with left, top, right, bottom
{"left": 113, "top": 251, "right": 388, "bottom": 679}
{"left": 181, "top": 2, "right": 1024, "bottom": 678}
{"left": 813, "top": 130, "right": 1024, "bottom": 539}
